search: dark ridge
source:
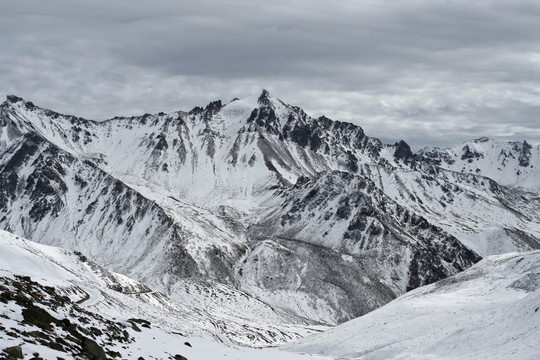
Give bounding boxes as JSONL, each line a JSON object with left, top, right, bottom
{"left": 189, "top": 106, "right": 204, "bottom": 115}
{"left": 258, "top": 89, "right": 272, "bottom": 107}
{"left": 6, "top": 95, "right": 23, "bottom": 103}
{"left": 204, "top": 100, "right": 222, "bottom": 114}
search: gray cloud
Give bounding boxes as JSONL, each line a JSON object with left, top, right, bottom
{"left": 1, "top": 0, "right": 540, "bottom": 149}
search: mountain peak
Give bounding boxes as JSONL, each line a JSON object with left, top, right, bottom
{"left": 394, "top": 140, "right": 414, "bottom": 160}
{"left": 257, "top": 89, "right": 274, "bottom": 107}
{"left": 2, "top": 94, "right": 37, "bottom": 111}
{"left": 5, "top": 94, "right": 24, "bottom": 104}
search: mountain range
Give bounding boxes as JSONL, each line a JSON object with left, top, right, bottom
{"left": 1, "top": 90, "right": 539, "bottom": 358}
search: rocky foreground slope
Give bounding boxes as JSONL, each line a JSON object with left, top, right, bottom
{"left": 0, "top": 230, "right": 327, "bottom": 359}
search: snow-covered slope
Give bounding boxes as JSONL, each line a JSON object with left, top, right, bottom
{"left": 242, "top": 171, "right": 480, "bottom": 323}
{"left": 287, "top": 250, "right": 540, "bottom": 359}
{"left": 0, "top": 229, "right": 326, "bottom": 356}
{"left": 419, "top": 137, "right": 540, "bottom": 193}
{"left": 364, "top": 163, "right": 540, "bottom": 256}
{"left": 1, "top": 91, "right": 539, "bottom": 329}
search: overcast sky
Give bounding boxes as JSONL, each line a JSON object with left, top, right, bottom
{"left": 1, "top": 0, "right": 539, "bottom": 149}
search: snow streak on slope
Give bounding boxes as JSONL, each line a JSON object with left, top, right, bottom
{"left": 288, "top": 250, "right": 540, "bottom": 360}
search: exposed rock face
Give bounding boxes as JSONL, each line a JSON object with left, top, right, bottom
{"left": 82, "top": 337, "right": 108, "bottom": 360}
{"left": 242, "top": 171, "right": 481, "bottom": 322}
{"left": 420, "top": 137, "right": 540, "bottom": 192}
{"left": 394, "top": 140, "right": 413, "bottom": 161}
{"left": 461, "top": 144, "right": 484, "bottom": 162}
{"left": 3, "top": 345, "right": 24, "bottom": 359}
{"left": 0, "top": 274, "right": 130, "bottom": 359}
{"left": 0, "top": 91, "right": 538, "bottom": 327}
{"left": 519, "top": 140, "right": 532, "bottom": 167}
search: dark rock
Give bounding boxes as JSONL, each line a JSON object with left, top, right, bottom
{"left": 189, "top": 106, "right": 203, "bottom": 115}
{"left": 129, "top": 322, "right": 141, "bottom": 332}
{"left": 394, "top": 140, "right": 413, "bottom": 160}
{"left": 24, "top": 330, "right": 48, "bottom": 339}
{"left": 348, "top": 216, "right": 367, "bottom": 231}
{"left": 335, "top": 198, "right": 351, "bottom": 220}
{"left": 128, "top": 318, "right": 151, "bottom": 329}
{"left": 22, "top": 305, "right": 56, "bottom": 330}
{"left": 2, "top": 135, "right": 40, "bottom": 173}
{"left": 290, "top": 123, "right": 311, "bottom": 147}
{"left": 154, "top": 134, "right": 168, "bottom": 151}
{"left": 169, "top": 245, "right": 200, "bottom": 278}
{"left": 346, "top": 151, "right": 358, "bottom": 172}
{"left": 48, "top": 339, "right": 65, "bottom": 351}
{"left": 251, "top": 107, "right": 278, "bottom": 133}
{"left": 257, "top": 89, "right": 271, "bottom": 107}
{"left": 519, "top": 140, "right": 532, "bottom": 167}
{"left": 461, "top": 145, "right": 483, "bottom": 161}
{"left": 73, "top": 251, "right": 88, "bottom": 262}
{"left": 204, "top": 100, "right": 222, "bottom": 114}
{"left": 81, "top": 337, "right": 107, "bottom": 360}
{"left": 90, "top": 326, "right": 103, "bottom": 336}
{"left": 174, "top": 355, "right": 188, "bottom": 360}
{"left": 309, "top": 133, "right": 321, "bottom": 151}
{"left": 184, "top": 342, "right": 192, "bottom": 347}
{"left": 106, "top": 350, "right": 121, "bottom": 358}
{"left": 2, "top": 345, "right": 24, "bottom": 359}
{"left": 6, "top": 94, "right": 23, "bottom": 103}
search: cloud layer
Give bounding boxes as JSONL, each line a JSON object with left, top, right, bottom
{"left": 2, "top": 0, "right": 539, "bottom": 149}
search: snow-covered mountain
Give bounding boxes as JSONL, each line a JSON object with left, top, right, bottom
{"left": 419, "top": 137, "right": 540, "bottom": 193}
{"left": 0, "top": 90, "right": 539, "bottom": 331}
{"left": 287, "top": 249, "right": 540, "bottom": 360}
